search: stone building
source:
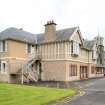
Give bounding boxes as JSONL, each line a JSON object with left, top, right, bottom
{"left": 0, "top": 21, "right": 104, "bottom": 83}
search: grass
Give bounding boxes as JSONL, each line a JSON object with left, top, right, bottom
{"left": 0, "top": 83, "right": 76, "bottom": 105}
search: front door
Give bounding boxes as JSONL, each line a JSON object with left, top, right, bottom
{"left": 80, "top": 66, "right": 88, "bottom": 80}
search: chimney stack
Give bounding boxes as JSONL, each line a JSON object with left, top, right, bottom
{"left": 44, "top": 20, "right": 57, "bottom": 42}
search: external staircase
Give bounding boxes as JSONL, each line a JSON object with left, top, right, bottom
{"left": 21, "top": 55, "right": 41, "bottom": 84}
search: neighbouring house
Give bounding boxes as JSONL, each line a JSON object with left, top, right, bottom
{"left": 0, "top": 21, "right": 105, "bottom": 83}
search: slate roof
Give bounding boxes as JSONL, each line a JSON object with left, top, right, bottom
{"left": 0, "top": 27, "right": 77, "bottom": 44}
{"left": 37, "top": 27, "right": 77, "bottom": 43}
{"left": 0, "top": 27, "right": 95, "bottom": 50}
{"left": 0, "top": 27, "right": 37, "bottom": 44}
{"left": 83, "top": 40, "right": 95, "bottom": 50}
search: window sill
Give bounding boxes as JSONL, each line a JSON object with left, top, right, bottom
{"left": 0, "top": 51, "right": 7, "bottom": 53}
{"left": 71, "top": 53, "right": 79, "bottom": 57}
{"left": 0, "top": 72, "right": 7, "bottom": 74}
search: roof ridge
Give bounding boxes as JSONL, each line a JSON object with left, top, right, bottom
{"left": 56, "top": 26, "right": 78, "bottom": 32}
{"left": 1, "top": 27, "right": 36, "bottom": 36}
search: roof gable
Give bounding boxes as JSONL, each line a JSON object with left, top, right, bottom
{"left": 70, "top": 27, "right": 84, "bottom": 45}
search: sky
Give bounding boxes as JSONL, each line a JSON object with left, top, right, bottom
{"left": 0, "top": 0, "right": 105, "bottom": 40}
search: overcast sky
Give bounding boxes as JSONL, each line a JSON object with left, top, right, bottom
{"left": 0, "top": 0, "right": 105, "bottom": 40}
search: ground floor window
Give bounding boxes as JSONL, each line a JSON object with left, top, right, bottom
{"left": 96, "top": 68, "right": 103, "bottom": 74}
{"left": 80, "top": 66, "right": 88, "bottom": 79}
{"left": 69, "top": 64, "right": 77, "bottom": 76}
{"left": 0, "top": 61, "right": 7, "bottom": 74}
{"left": 91, "top": 66, "right": 96, "bottom": 74}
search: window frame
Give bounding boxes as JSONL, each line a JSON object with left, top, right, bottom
{"left": 0, "top": 40, "right": 7, "bottom": 52}
{"left": 0, "top": 61, "right": 7, "bottom": 74}
{"left": 26, "top": 44, "right": 34, "bottom": 54}
{"left": 71, "top": 41, "right": 80, "bottom": 55}
{"left": 69, "top": 64, "right": 77, "bottom": 76}
{"left": 91, "top": 66, "right": 95, "bottom": 74}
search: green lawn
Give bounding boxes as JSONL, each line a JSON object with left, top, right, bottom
{"left": 0, "top": 83, "right": 76, "bottom": 105}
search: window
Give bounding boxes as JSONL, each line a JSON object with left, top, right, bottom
{"left": 0, "top": 40, "right": 7, "bottom": 52}
{"left": 80, "top": 66, "right": 88, "bottom": 78}
{"left": 28, "top": 44, "right": 31, "bottom": 53}
{"left": 92, "top": 47, "right": 97, "bottom": 60}
{"left": 71, "top": 41, "right": 80, "bottom": 55}
{"left": 3, "top": 41, "right": 6, "bottom": 51}
{"left": 0, "top": 61, "right": 1, "bottom": 72}
{"left": 69, "top": 64, "right": 77, "bottom": 76}
{"left": 91, "top": 66, "right": 95, "bottom": 74}
{"left": 2, "top": 63, "right": 6, "bottom": 72}
{"left": 96, "top": 68, "right": 103, "bottom": 74}
{"left": 26, "top": 44, "right": 35, "bottom": 54}
{"left": 26, "top": 44, "right": 32, "bottom": 54}
{"left": 0, "top": 61, "right": 7, "bottom": 74}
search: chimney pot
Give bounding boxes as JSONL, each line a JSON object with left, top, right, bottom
{"left": 44, "top": 20, "right": 57, "bottom": 42}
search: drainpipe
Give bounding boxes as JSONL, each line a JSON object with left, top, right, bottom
{"left": 88, "top": 50, "right": 90, "bottom": 78}
{"left": 21, "top": 64, "right": 24, "bottom": 84}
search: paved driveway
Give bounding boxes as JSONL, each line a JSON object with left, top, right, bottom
{"left": 54, "top": 78, "right": 105, "bottom": 105}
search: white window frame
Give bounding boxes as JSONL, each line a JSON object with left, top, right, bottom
{"left": 26, "top": 44, "right": 35, "bottom": 54}
{"left": 71, "top": 41, "right": 80, "bottom": 55}
{"left": 0, "top": 40, "right": 7, "bottom": 52}
{"left": 92, "top": 46, "right": 97, "bottom": 60}
{"left": 0, "top": 41, "right": 3, "bottom": 52}
{"left": 0, "top": 61, "right": 7, "bottom": 74}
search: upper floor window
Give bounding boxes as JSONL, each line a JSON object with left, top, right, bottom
{"left": 26, "top": 44, "right": 34, "bottom": 54}
{"left": 71, "top": 41, "right": 80, "bottom": 56}
{"left": 0, "top": 40, "right": 7, "bottom": 52}
{"left": 92, "top": 46, "right": 97, "bottom": 60}
{"left": 27, "top": 44, "right": 31, "bottom": 53}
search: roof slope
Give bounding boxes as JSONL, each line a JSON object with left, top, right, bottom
{"left": 0, "top": 27, "right": 95, "bottom": 51}
{"left": 37, "top": 27, "right": 77, "bottom": 43}
{"left": 0, "top": 27, "right": 37, "bottom": 44}
{"left": 0, "top": 27, "right": 78, "bottom": 44}
{"left": 83, "top": 40, "right": 95, "bottom": 50}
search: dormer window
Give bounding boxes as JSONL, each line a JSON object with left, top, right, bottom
{"left": 71, "top": 41, "right": 80, "bottom": 56}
